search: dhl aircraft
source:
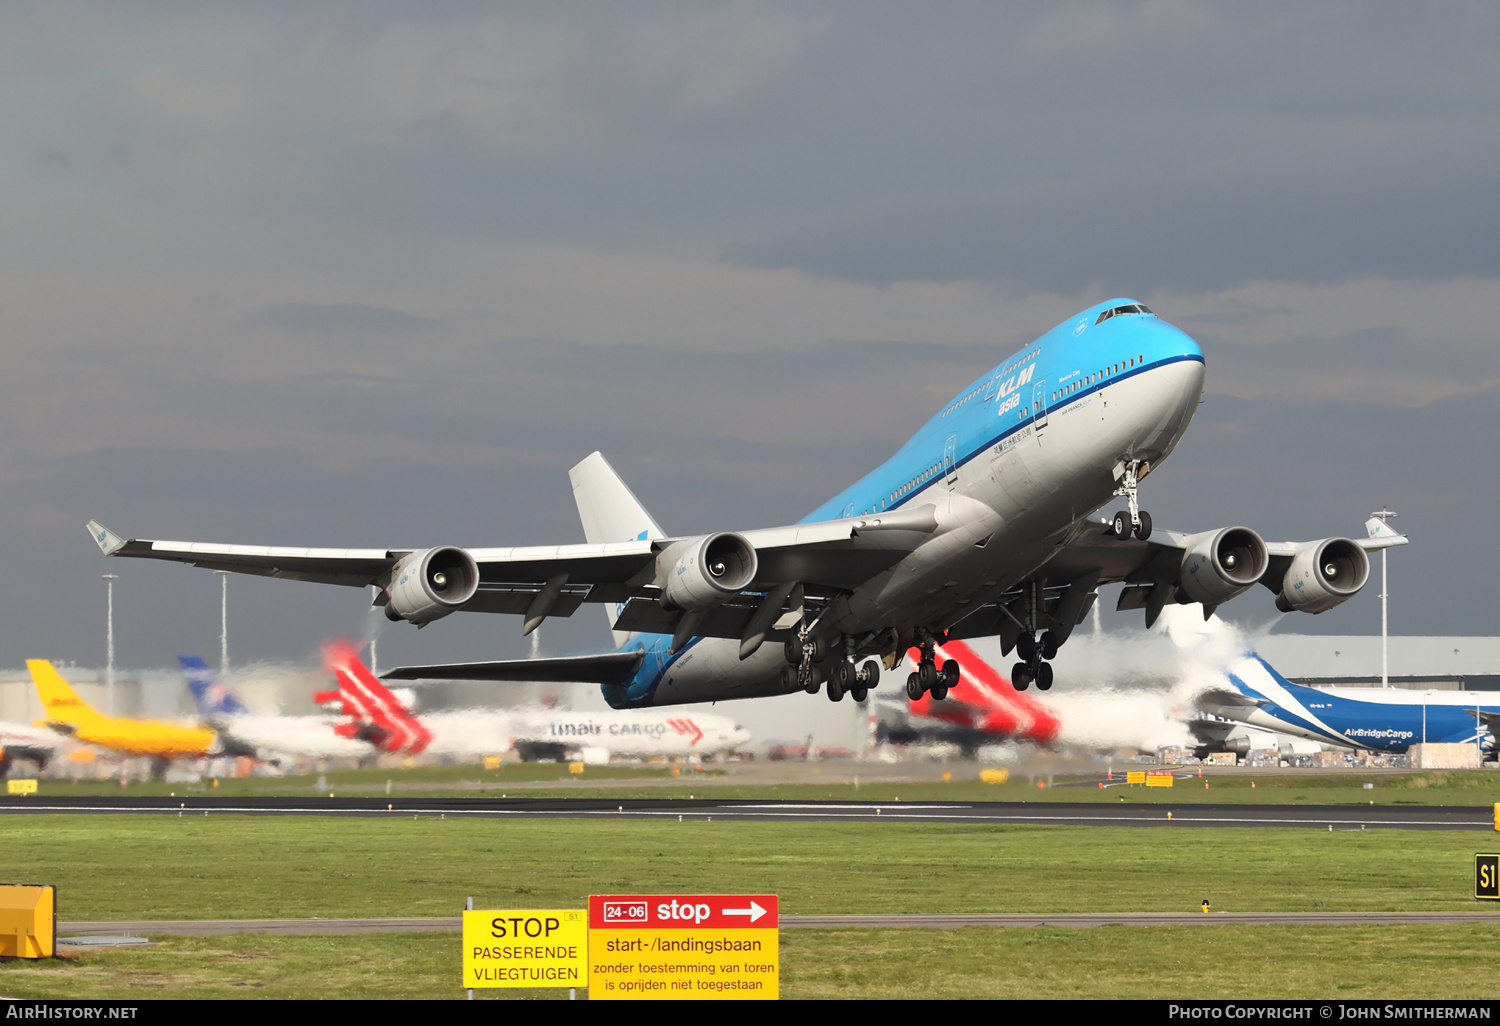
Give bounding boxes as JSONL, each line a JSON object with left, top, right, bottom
{"left": 87, "top": 300, "right": 1407, "bottom": 709}
{"left": 27, "top": 660, "right": 217, "bottom": 774}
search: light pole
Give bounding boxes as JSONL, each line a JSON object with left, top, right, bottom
{"left": 101, "top": 573, "right": 118, "bottom": 714}
{"left": 215, "top": 570, "right": 230, "bottom": 678}
{"left": 1370, "top": 508, "right": 1398, "bottom": 688}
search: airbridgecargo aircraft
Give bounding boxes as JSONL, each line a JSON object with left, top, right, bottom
{"left": 1195, "top": 654, "right": 1498, "bottom": 759}
{"left": 88, "top": 300, "right": 1406, "bottom": 710}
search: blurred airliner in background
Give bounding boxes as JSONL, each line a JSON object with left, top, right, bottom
{"left": 27, "top": 659, "right": 216, "bottom": 776}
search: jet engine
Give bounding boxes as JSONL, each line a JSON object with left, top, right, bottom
{"left": 1177, "top": 527, "right": 1269, "bottom": 606}
{"left": 1275, "top": 538, "right": 1369, "bottom": 614}
{"left": 385, "top": 546, "right": 480, "bottom": 626}
{"left": 658, "top": 532, "right": 758, "bottom": 611}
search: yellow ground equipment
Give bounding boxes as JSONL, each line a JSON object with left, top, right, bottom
{"left": 0, "top": 884, "right": 55, "bottom": 958}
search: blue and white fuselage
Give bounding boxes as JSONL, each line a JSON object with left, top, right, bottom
{"left": 605, "top": 300, "right": 1205, "bottom": 708}
{"left": 1210, "top": 655, "right": 1496, "bottom": 755}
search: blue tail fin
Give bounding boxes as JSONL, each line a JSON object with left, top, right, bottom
{"left": 179, "top": 656, "right": 249, "bottom": 717}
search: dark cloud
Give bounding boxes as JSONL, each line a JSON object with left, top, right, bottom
{"left": 724, "top": 156, "right": 1500, "bottom": 292}
{"left": 256, "top": 303, "right": 441, "bottom": 334}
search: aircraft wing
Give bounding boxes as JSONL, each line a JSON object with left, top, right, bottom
{"left": 945, "top": 516, "right": 1406, "bottom": 648}
{"left": 87, "top": 506, "right": 939, "bottom": 636}
{"left": 381, "top": 651, "right": 646, "bottom": 685}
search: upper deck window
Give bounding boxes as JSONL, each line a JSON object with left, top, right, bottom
{"left": 1095, "top": 303, "right": 1153, "bottom": 325}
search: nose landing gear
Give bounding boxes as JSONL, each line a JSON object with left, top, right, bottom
{"left": 1110, "top": 460, "right": 1153, "bottom": 540}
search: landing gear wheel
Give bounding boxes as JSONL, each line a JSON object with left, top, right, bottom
{"left": 941, "top": 659, "right": 960, "bottom": 687}
{"left": 1035, "top": 662, "right": 1054, "bottom": 691}
{"left": 856, "top": 660, "right": 880, "bottom": 689}
{"left": 804, "top": 666, "right": 822, "bottom": 696}
{"left": 1012, "top": 663, "right": 1032, "bottom": 691}
{"left": 809, "top": 635, "right": 830, "bottom": 663}
{"left": 827, "top": 672, "right": 846, "bottom": 702}
{"left": 906, "top": 672, "right": 925, "bottom": 701}
{"left": 1039, "top": 631, "right": 1060, "bottom": 661}
{"left": 1112, "top": 510, "right": 1132, "bottom": 540}
{"left": 1016, "top": 632, "right": 1037, "bottom": 663}
{"left": 783, "top": 638, "right": 800, "bottom": 665}
{"left": 851, "top": 685, "right": 868, "bottom": 703}
{"left": 919, "top": 660, "right": 938, "bottom": 690}
{"left": 930, "top": 682, "right": 949, "bottom": 701}
{"left": 1134, "top": 510, "right": 1153, "bottom": 541}
{"left": 781, "top": 666, "right": 798, "bottom": 691}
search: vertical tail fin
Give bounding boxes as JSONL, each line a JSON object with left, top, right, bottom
{"left": 179, "top": 656, "right": 249, "bottom": 719}
{"left": 26, "top": 660, "right": 102, "bottom": 725}
{"left": 569, "top": 452, "right": 664, "bottom": 647}
{"left": 320, "top": 640, "right": 432, "bottom": 755}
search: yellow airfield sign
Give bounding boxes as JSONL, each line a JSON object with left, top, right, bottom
{"left": 462, "top": 910, "right": 588, "bottom": 989}
{"left": 588, "top": 894, "right": 779, "bottom": 1000}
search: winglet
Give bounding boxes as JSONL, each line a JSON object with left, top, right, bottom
{"left": 86, "top": 521, "right": 128, "bottom": 556}
{"left": 1361, "top": 516, "right": 1409, "bottom": 551}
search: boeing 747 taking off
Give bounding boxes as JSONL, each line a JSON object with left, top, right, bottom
{"left": 87, "top": 300, "right": 1405, "bottom": 709}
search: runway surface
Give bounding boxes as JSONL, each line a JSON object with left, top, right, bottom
{"left": 56, "top": 911, "right": 1500, "bottom": 937}
{"left": 3, "top": 795, "right": 1495, "bottom": 830}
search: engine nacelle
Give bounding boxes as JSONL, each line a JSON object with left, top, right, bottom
{"left": 1275, "top": 538, "right": 1369, "bottom": 614}
{"left": 658, "top": 532, "right": 758, "bottom": 611}
{"left": 385, "top": 546, "right": 480, "bottom": 626}
{"left": 1178, "top": 526, "right": 1269, "bottom": 606}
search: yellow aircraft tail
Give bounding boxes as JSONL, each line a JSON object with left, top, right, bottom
{"left": 27, "top": 660, "right": 104, "bottom": 726}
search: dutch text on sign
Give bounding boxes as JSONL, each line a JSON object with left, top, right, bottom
{"left": 462, "top": 909, "right": 588, "bottom": 988}
{"left": 1146, "top": 771, "right": 1174, "bottom": 788}
{"left": 1126, "top": 771, "right": 1146, "bottom": 785}
{"left": 589, "top": 894, "right": 779, "bottom": 1000}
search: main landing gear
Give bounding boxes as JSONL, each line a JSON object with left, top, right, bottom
{"left": 1110, "top": 460, "right": 1153, "bottom": 541}
{"left": 1011, "top": 629, "right": 1056, "bottom": 692}
{"left": 904, "top": 635, "right": 959, "bottom": 702}
{"left": 782, "top": 632, "right": 879, "bottom": 702}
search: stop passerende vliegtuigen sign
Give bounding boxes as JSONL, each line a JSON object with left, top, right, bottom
{"left": 588, "top": 894, "right": 778, "bottom": 1000}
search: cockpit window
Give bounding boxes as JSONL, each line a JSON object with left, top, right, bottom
{"left": 1095, "top": 303, "right": 1153, "bottom": 325}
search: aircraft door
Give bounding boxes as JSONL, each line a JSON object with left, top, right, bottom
{"left": 1032, "top": 380, "right": 1049, "bottom": 432}
{"left": 943, "top": 435, "right": 957, "bottom": 486}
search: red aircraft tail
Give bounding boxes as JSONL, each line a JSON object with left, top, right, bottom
{"left": 907, "top": 639, "right": 1061, "bottom": 744}
{"left": 317, "top": 640, "right": 434, "bottom": 755}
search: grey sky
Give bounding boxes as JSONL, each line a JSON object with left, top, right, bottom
{"left": 1, "top": 3, "right": 1494, "bottom": 687}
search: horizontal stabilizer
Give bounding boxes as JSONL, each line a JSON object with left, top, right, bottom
{"left": 1195, "top": 687, "right": 1268, "bottom": 710}
{"left": 381, "top": 650, "right": 645, "bottom": 685}
{"left": 1470, "top": 709, "right": 1500, "bottom": 738}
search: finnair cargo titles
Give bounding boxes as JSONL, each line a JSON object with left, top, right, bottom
{"left": 88, "top": 300, "right": 1404, "bottom": 710}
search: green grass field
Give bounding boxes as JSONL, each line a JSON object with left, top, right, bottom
{"left": 24, "top": 763, "right": 1500, "bottom": 807}
{"left": 4, "top": 813, "right": 1499, "bottom": 999}
{"left": 3, "top": 814, "right": 1495, "bottom": 918}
